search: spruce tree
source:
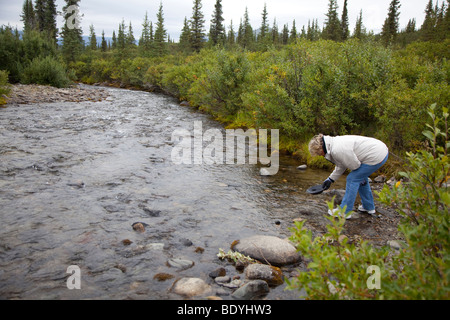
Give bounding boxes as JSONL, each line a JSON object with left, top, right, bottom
{"left": 421, "top": 0, "right": 436, "bottom": 41}
{"left": 227, "top": 20, "right": 235, "bottom": 47}
{"left": 381, "top": 0, "right": 401, "bottom": 46}
{"left": 117, "top": 19, "right": 126, "bottom": 51}
{"left": 241, "top": 7, "right": 253, "bottom": 48}
{"left": 154, "top": 2, "right": 167, "bottom": 56}
{"left": 272, "top": 18, "right": 279, "bottom": 44}
{"left": 45, "top": 0, "right": 58, "bottom": 43}
{"left": 35, "top": 0, "right": 46, "bottom": 32}
{"left": 101, "top": 30, "right": 107, "bottom": 52}
{"left": 281, "top": 23, "right": 289, "bottom": 45}
{"left": 435, "top": 1, "right": 449, "bottom": 41}
{"left": 127, "top": 22, "right": 136, "bottom": 48}
{"left": 290, "top": 20, "right": 297, "bottom": 43}
{"left": 353, "top": 10, "right": 366, "bottom": 39}
{"left": 61, "top": 0, "right": 83, "bottom": 63}
{"left": 112, "top": 30, "right": 117, "bottom": 49}
{"left": 179, "top": 17, "right": 191, "bottom": 52}
{"left": 259, "top": 3, "right": 269, "bottom": 43}
{"left": 209, "top": 0, "right": 225, "bottom": 46}
{"left": 88, "top": 24, "right": 97, "bottom": 50}
{"left": 341, "top": 0, "right": 349, "bottom": 40}
{"left": 323, "top": 0, "right": 341, "bottom": 41}
{"left": 21, "top": 0, "right": 37, "bottom": 34}
{"left": 190, "top": 0, "right": 206, "bottom": 52}
{"left": 140, "top": 11, "right": 152, "bottom": 53}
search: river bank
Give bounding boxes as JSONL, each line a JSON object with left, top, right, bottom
{"left": 3, "top": 83, "right": 110, "bottom": 105}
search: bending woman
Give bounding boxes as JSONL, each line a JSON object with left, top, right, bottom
{"left": 308, "top": 134, "right": 389, "bottom": 219}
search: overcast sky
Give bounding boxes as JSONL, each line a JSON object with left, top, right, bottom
{"left": 0, "top": 0, "right": 432, "bottom": 41}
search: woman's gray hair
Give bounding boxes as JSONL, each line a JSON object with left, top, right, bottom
{"left": 308, "top": 134, "right": 324, "bottom": 157}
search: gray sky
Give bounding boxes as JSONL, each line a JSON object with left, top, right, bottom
{"left": 0, "top": 0, "right": 431, "bottom": 41}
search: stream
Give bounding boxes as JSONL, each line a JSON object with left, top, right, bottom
{"left": 0, "top": 85, "right": 349, "bottom": 300}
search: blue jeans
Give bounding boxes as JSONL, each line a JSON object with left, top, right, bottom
{"left": 340, "top": 154, "right": 389, "bottom": 214}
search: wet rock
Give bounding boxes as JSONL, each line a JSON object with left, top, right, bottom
{"left": 297, "top": 164, "right": 307, "bottom": 170}
{"left": 132, "top": 222, "right": 146, "bottom": 233}
{"left": 245, "top": 264, "right": 284, "bottom": 286}
{"left": 215, "top": 276, "right": 231, "bottom": 284}
{"left": 122, "top": 239, "right": 133, "bottom": 246}
{"left": 221, "top": 279, "right": 243, "bottom": 289}
{"left": 153, "top": 273, "right": 175, "bottom": 282}
{"left": 179, "top": 238, "right": 193, "bottom": 247}
{"left": 233, "top": 235, "right": 301, "bottom": 266}
{"left": 324, "top": 189, "right": 346, "bottom": 205}
{"left": 209, "top": 267, "right": 226, "bottom": 278}
{"left": 144, "top": 243, "right": 164, "bottom": 250}
{"left": 374, "top": 175, "right": 386, "bottom": 183}
{"left": 141, "top": 207, "right": 161, "bottom": 217}
{"left": 231, "top": 280, "right": 269, "bottom": 300}
{"left": 114, "top": 264, "right": 127, "bottom": 273}
{"left": 172, "top": 277, "right": 211, "bottom": 298}
{"left": 167, "top": 258, "right": 194, "bottom": 270}
{"left": 67, "top": 180, "right": 85, "bottom": 188}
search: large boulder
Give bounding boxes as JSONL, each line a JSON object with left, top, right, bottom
{"left": 232, "top": 235, "right": 300, "bottom": 266}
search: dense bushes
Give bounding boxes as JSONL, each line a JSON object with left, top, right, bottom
{"left": 0, "top": 70, "right": 11, "bottom": 105}
{"left": 21, "top": 56, "right": 71, "bottom": 88}
{"left": 288, "top": 105, "right": 449, "bottom": 299}
{"left": 69, "top": 39, "right": 448, "bottom": 158}
{"left": 0, "top": 27, "right": 71, "bottom": 87}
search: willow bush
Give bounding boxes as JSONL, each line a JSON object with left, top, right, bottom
{"left": 67, "top": 39, "right": 449, "bottom": 158}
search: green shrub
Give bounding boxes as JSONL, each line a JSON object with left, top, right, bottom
{"left": 288, "top": 105, "right": 449, "bottom": 299}
{"left": 0, "top": 70, "right": 11, "bottom": 105}
{"left": 21, "top": 56, "right": 71, "bottom": 88}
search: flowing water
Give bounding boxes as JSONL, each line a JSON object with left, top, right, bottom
{"left": 0, "top": 86, "right": 342, "bottom": 300}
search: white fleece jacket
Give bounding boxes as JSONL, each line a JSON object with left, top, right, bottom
{"left": 323, "top": 135, "right": 389, "bottom": 181}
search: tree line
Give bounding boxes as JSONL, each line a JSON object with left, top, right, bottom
{"left": 16, "top": 0, "right": 450, "bottom": 62}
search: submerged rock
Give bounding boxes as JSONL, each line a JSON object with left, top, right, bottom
{"left": 245, "top": 264, "right": 284, "bottom": 286}
{"left": 167, "top": 258, "right": 194, "bottom": 270}
{"left": 231, "top": 280, "right": 269, "bottom": 300}
{"left": 172, "top": 277, "right": 211, "bottom": 298}
{"left": 233, "top": 235, "right": 300, "bottom": 266}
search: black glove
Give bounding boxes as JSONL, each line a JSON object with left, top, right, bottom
{"left": 322, "top": 177, "right": 334, "bottom": 191}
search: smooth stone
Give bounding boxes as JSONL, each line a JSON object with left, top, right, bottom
{"left": 167, "top": 258, "right": 194, "bottom": 270}
{"left": 172, "top": 277, "right": 211, "bottom": 297}
{"left": 233, "top": 235, "right": 301, "bottom": 266}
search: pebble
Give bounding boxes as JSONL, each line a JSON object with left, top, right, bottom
{"left": 167, "top": 258, "right": 194, "bottom": 270}
{"left": 297, "top": 164, "right": 307, "bottom": 170}
{"left": 132, "top": 222, "right": 146, "bottom": 233}
{"left": 209, "top": 267, "right": 226, "bottom": 278}
{"left": 215, "top": 276, "right": 231, "bottom": 284}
